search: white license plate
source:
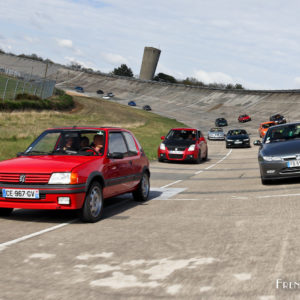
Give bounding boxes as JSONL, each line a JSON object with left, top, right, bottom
{"left": 169, "top": 150, "right": 184, "bottom": 154}
{"left": 2, "top": 189, "right": 39, "bottom": 199}
{"left": 287, "top": 160, "right": 300, "bottom": 168}
{"left": 234, "top": 141, "right": 242, "bottom": 144}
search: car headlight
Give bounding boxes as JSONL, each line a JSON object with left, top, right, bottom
{"left": 188, "top": 144, "right": 195, "bottom": 151}
{"left": 160, "top": 143, "right": 166, "bottom": 150}
{"left": 227, "top": 139, "right": 233, "bottom": 142}
{"left": 262, "top": 156, "right": 282, "bottom": 162}
{"left": 49, "top": 173, "right": 73, "bottom": 184}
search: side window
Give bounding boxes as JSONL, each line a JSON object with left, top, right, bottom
{"left": 108, "top": 132, "right": 128, "bottom": 154}
{"left": 123, "top": 132, "right": 138, "bottom": 156}
{"left": 197, "top": 130, "right": 202, "bottom": 138}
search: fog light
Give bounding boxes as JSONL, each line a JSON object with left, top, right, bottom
{"left": 267, "top": 170, "right": 275, "bottom": 174}
{"left": 58, "top": 197, "right": 70, "bottom": 205}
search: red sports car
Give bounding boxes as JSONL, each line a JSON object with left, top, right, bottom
{"left": 238, "top": 114, "right": 251, "bottom": 123}
{"left": 0, "top": 127, "right": 150, "bottom": 222}
{"left": 158, "top": 128, "right": 208, "bottom": 163}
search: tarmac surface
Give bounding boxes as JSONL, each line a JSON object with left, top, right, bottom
{"left": 1, "top": 54, "right": 300, "bottom": 299}
{"left": 1, "top": 140, "right": 300, "bottom": 300}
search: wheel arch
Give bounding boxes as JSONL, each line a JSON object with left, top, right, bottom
{"left": 85, "top": 171, "right": 105, "bottom": 192}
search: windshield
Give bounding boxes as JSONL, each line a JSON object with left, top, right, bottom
{"left": 228, "top": 130, "right": 247, "bottom": 136}
{"left": 166, "top": 129, "right": 197, "bottom": 141}
{"left": 210, "top": 128, "right": 222, "bottom": 132}
{"left": 23, "top": 130, "right": 106, "bottom": 156}
{"left": 262, "top": 123, "right": 273, "bottom": 129}
{"left": 265, "top": 124, "right": 300, "bottom": 143}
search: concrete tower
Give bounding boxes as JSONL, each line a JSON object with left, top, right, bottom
{"left": 139, "top": 47, "right": 161, "bottom": 80}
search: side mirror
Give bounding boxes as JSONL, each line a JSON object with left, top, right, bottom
{"left": 107, "top": 152, "right": 124, "bottom": 159}
{"left": 253, "top": 140, "right": 262, "bottom": 146}
{"left": 161, "top": 136, "right": 165, "bottom": 140}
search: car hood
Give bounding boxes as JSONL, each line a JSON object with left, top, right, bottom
{"left": 261, "top": 139, "right": 300, "bottom": 156}
{"left": 227, "top": 134, "right": 249, "bottom": 140}
{"left": 0, "top": 155, "right": 97, "bottom": 173}
{"left": 164, "top": 139, "right": 195, "bottom": 147}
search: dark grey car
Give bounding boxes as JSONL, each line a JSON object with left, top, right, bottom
{"left": 258, "top": 122, "right": 300, "bottom": 184}
{"left": 225, "top": 129, "right": 250, "bottom": 148}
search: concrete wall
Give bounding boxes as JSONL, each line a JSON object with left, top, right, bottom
{"left": 139, "top": 47, "right": 161, "bottom": 80}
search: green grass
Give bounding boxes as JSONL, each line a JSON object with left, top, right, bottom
{"left": 0, "top": 95, "right": 185, "bottom": 161}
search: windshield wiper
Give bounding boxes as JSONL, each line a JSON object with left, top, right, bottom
{"left": 25, "top": 150, "right": 53, "bottom": 155}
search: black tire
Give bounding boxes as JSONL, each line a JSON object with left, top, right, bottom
{"left": 158, "top": 158, "right": 165, "bottom": 162}
{"left": 195, "top": 151, "right": 201, "bottom": 164}
{"left": 0, "top": 208, "right": 13, "bottom": 216}
{"left": 79, "top": 182, "right": 103, "bottom": 222}
{"left": 226, "top": 143, "right": 229, "bottom": 149}
{"left": 202, "top": 149, "right": 208, "bottom": 161}
{"left": 133, "top": 172, "right": 150, "bottom": 202}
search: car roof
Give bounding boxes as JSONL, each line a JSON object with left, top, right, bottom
{"left": 170, "top": 128, "right": 199, "bottom": 131}
{"left": 260, "top": 121, "right": 275, "bottom": 125}
{"left": 46, "top": 126, "right": 124, "bottom": 131}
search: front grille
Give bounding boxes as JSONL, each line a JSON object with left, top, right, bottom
{"left": 169, "top": 154, "right": 184, "bottom": 159}
{"left": 281, "top": 168, "right": 300, "bottom": 173}
{"left": 0, "top": 173, "right": 51, "bottom": 184}
{"left": 167, "top": 146, "right": 186, "bottom": 151}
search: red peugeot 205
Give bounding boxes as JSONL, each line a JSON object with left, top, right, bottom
{"left": 0, "top": 127, "right": 150, "bottom": 222}
{"left": 158, "top": 128, "right": 208, "bottom": 163}
{"left": 238, "top": 114, "right": 252, "bottom": 123}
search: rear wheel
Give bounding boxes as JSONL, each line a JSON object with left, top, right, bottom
{"left": 79, "top": 182, "right": 103, "bottom": 222}
{"left": 195, "top": 151, "right": 201, "bottom": 164}
{"left": 0, "top": 208, "right": 13, "bottom": 216}
{"left": 133, "top": 172, "right": 150, "bottom": 202}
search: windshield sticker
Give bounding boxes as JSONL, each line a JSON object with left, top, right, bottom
{"left": 97, "top": 131, "right": 104, "bottom": 135}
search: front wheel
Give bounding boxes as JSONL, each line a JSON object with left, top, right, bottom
{"left": 0, "top": 208, "right": 13, "bottom": 216}
{"left": 202, "top": 149, "right": 208, "bottom": 161}
{"left": 133, "top": 172, "right": 150, "bottom": 202}
{"left": 79, "top": 182, "right": 103, "bottom": 222}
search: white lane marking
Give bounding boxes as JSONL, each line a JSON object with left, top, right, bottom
{"left": 160, "top": 180, "right": 182, "bottom": 188}
{"left": 150, "top": 188, "right": 186, "bottom": 200}
{"left": 166, "top": 284, "right": 182, "bottom": 295}
{"left": 257, "top": 193, "right": 300, "bottom": 199}
{"left": 234, "top": 273, "right": 252, "bottom": 281}
{"left": 76, "top": 252, "right": 114, "bottom": 260}
{"left": 160, "top": 149, "right": 232, "bottom": 186}
{"left": 0, "top": 219, "right": 77, "bottom": 251}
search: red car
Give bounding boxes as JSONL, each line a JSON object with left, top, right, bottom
{"left": 158, "top": 128, "right": 208, "bottom": 163}
{"left": 0, "top": 127, "right": 150, "bottom": 222}
{"left": 238, "top": 114, "right": 251, "bottom": 123}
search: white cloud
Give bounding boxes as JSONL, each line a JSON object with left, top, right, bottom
{"left": 56, "top": 39, "right": 73, "bottom": 48}
{"left": 294, "top": 77, "right": 300, "bottom": 88}
{"left": 194, "top": 69, "right": 234, "bottom": 84}
{"left": 101, "top": 53, "right": 128, "bottom": 65}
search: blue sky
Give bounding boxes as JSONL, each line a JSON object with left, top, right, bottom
{"left": 1, "top": 0, "right": 300, "bottom": 89}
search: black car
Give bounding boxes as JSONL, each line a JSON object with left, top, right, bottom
{"left": 75, "top": 86, "right": 84, "bottom": 93}
{"left": 143, "top": 105, "right": 152, "bottom": 111}
{"left": 258, "top": 122, "right": 300, "bottom": 184}
{"left": 270, "top": 114, "right": 286, "bottom": 124}
{"left": 96, "top": 89, "right": 104, "bottom": 94}
{"left": 215, "top": 118, "right": 228, "bottom": 127}
{"left": 226, "top": 129, "right": 250, "bottom": 148}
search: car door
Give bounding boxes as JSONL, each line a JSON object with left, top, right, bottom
{"left": 105, "top": 131, "right": 133, "bottom": 196}
{"left": 122, "top": 131, "right": 142, "bottom": 188}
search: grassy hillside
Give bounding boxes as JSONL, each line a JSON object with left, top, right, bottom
{"left": 0, "top": 95, "right": 185, "bottom": 161}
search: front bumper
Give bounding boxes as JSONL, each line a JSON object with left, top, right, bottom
{"left": 259, "top": 161, "right": 300, "bottom": 180}
{"left": 226, "top": 140, "right": 250, "bottom": 147}
{"left": 208, "top": 135, "right": 225, "bottom": 140}
{"left": 0, "top": 183, "right": 86, "bottom": 210}
{"left": 158, "top": 149, "right": 197, "bottom": 161}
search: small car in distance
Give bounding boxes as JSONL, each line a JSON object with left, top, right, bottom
{"left": 143, "top": 105, "right": 152, "bottom": 111}
{"left": 96, "top": 89, "right": 104, "bottom": 94}
{"left": 128, "top": 101, "right": 136, "bottom": 106}
{"left": 258, "top": 122, "right": 300, "bottom": 184}
{"left": 226, "top": 129, "right": 250, "bottom": 148}
{"left": 207, "top": 127, "right": 225, "bottom": 140}
{"left": 75, "top": 86, "right": 84, "bottom": 93}
{"left": 158, "top": 128, "right": 208, "bottom": 163}
{"left": 215, "top": 118, "right": 228, "bottom": 127}
{"left": 238, "top": 114, "right": 251, "bottom": 123}
{"left": 0, "top": 127, "right": 150, "bottom": 222}
{"left": 270, "top": 114, "right": 286, "bottom": 124}
{"left": 258, "top": 121, "right": 276, "bottom": 138}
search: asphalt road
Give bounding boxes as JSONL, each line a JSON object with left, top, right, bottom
{"left": 1, "top": 140, "right": 300, "bottom": 300}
